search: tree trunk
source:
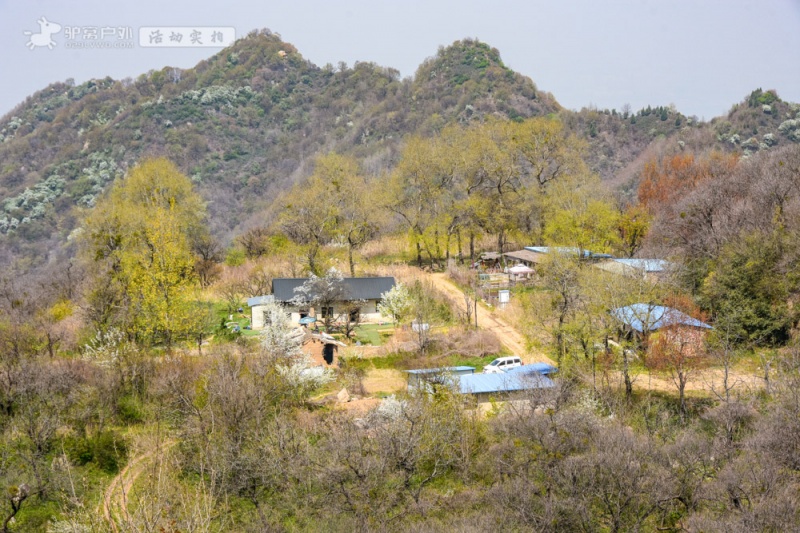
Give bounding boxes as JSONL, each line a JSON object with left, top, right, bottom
{"left": 622, "top": 349, "right": 633, "bottom": 400}
{"left": 416, "top": 240, "right": 423, "bottom": 267}
{"left": 678, "top": 372, "right": 687, "bottom": 419}
{"left": 469, "top": 232, "right": 475, "bottom": 263}
{"left": 308, "top": 246, "right": 318, "bottom": 275}
{"left": 348, "top": 244, "right": 356, "bottom": 277}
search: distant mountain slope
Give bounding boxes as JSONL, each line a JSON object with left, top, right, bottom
{"left": 563, "top": 88, "right": 800, "bottom": 195}
{"left": 0, "top": 29, "right": 797, "bottom": 266}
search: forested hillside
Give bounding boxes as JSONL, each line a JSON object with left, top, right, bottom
{"left": 0, "top": 31, "right": 560, "bottom": 266}
{"left": 1, "top": 26, "right": 800, "bottom": 526}
{"left": 2, "top": 29, "right": 798, "bottom": 269}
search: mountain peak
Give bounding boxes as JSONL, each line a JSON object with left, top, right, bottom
{"left": 416, "top": 38, "right": 510, "bottom": 86}
{"left": 411, "top": 38, "right": 560, "bottom": 121}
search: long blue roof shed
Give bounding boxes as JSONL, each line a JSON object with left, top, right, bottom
{"left": 458, "top": 372, "right": 555, "bottom": 395}
{"left": 611, "top": 259, "right": 670, "bottom": 273}
{"left": 524, "top": 246, "right": 614, "bottom": 260}
{"left": 507, "top": 362, "right": 558, "bottom": 376}
{"left": 612, "top": 304, "right": 712, "bottom": 333}
{"left": 406, "top": 366, "right": 476, "bottom": 391}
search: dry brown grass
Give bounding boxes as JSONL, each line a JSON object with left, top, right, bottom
{"left": 360, "top": 235, "right": 409, "bottom": 261}
{"left": 432, "top": 327, "right": 502, "bottom": 359}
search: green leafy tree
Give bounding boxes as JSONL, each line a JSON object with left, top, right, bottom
{"left": 82, "top": 158, "right": 207, "bottom": 348}
{"left": 278, "top": 153, "right": 378, "bottom": 275}
{"left": 701, "top": 231, "right": 796, "bottom": 346}
{"left": 543, "top": 173, "right": 621, "bottom": 257}
{"left": 320, "top": 153, "right": 382, "bottom": 276}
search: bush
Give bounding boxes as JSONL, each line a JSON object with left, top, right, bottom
{"left": 64, "top": 435, "right": 95, "bottom": 466}
{"left": 225, "top": 247, "right": 246, "bottom": 266}
{"left": 64, "top": 431, "right": 128, "bottom": 473}
{"left": 117, "top": 394, "right": 145, "bottom": 424}
{"left": 93, "top": 430, "right": 128, "bottom": 473}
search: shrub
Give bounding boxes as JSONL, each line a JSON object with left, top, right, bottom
{"left": 225, "top": 247, "right": 246, "bottom": 266}
{"left": 65, "top": 431, "right": 128, "bottom": 473}
{"left": 117, "top": 394, "right": 145, "bottom": 424}
{"left": 93, "top": 430, "right": 128, "bottom": 474}
{"left": 64, "top": 435, "right": 94, "bottom": 466}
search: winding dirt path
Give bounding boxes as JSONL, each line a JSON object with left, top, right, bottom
{"left": 101, "top": 439, "right": 176, "bottom": 531}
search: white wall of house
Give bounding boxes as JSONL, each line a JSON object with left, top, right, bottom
{"left": 251, "top": 305, "right": 268, "bottom": 329}
{"left": 285, "top": 299, "right": 382, "bottom": 325}
{"left": 250, "top": 300, "right": 386, "bottom": 330}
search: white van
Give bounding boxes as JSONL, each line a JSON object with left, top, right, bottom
{"left": 483, "top": 356, "right": 522, "bottom": 374}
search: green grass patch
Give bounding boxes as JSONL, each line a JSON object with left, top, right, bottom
{"left": 352, "top": 323, "right": 395, "bottom": 346}
{"left": 213, "top": 300, "right": 260, "bottom": 337}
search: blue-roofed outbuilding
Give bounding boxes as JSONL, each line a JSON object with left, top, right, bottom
{"left": 524, "top": 246, "right": 613, "bottom": 260}
{"left": 247, "top": 295, "right": 275, "bottom": 307}
{"left": 507, "top": 362, "right": 558, "bottom": 376}
{"left": 404, "top": 363, "right": 557, "bottom": 400}
{"left": 612, "top": 259, "right": 670, "bottom": 272}
{"left": 458, "top": 371, "right": 555, "bottom": 396}
{"left": 406, "top": 366, "right": 476, "bottom": 390}
{"left": 595, "top": 259, "right": 673, "bottom": 280}
{"left": 612, "top": 304, "right": 712, "bottom": 334}
{"left": 247, "top": 295, "right": 275, "bottom": 330}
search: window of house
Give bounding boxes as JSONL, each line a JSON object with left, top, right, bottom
{"left": 349, "top": 308, "right": 360, "bottom": 322}
{"left": 321, "top": 306, "right": 334, "bottom": 319}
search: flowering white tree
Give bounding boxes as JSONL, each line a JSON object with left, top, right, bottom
{"left": 276, "top": 356, "right": 334, "bottom": 393}
{"left": 259, "top": 299, "right": 303, "bottom": 359}
{"left": 378, "top": 282, "right": 412, "bottom": 325}
{"left": 291, "top": 267, "right": 349, "bottom": 331}
{"left": 259, "top": 299, "right": 334, "bottom": 392}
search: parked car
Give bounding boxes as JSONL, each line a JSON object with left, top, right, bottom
{"left": 483, "top": 356, "right": 522, "bottom": 374}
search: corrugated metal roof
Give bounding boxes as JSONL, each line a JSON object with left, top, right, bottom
{"left": 523, "top": 246, "right": 614, "bottom": 259}
{"left": 459, "top": 372, "right": 555, "bottom": 394}
{"left": 247, "top": 295, "right": 274, "bottom": 307}
{"left": 506, "top": 363, "right": 558, "bottom": 376}
{"left": 406, "top": 366, "right": 476, "bottom": 375}
{"left": 481, "top": 252, "right": 503, "bottom": 260}
{"left": 272, "top": 277, "right": 396, "bottom": 302}
{"left": 612, "top": 259, "right": 670, "bottom": 272}
{"left": 612, "top": 304, "right": 712, "bottom": 333}
{"left": 504, "top": 249, "right": 545, "bottom": 263}
{"left": 524, "top": 246, "right": 552, "bottom": 254}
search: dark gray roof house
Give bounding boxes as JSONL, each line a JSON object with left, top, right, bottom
{"left": 272, "top": 277, "right": 396, "bottom": 303}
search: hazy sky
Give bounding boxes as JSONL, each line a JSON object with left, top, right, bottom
{"left": 1, "top": 0, "right": 799, "bottom": 120}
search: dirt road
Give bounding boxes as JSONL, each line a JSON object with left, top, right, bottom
{"left": 101, "top": 439, "right": 176, "bottom": 531}
{"left": 426, "top": 272, "right": 761, "bottom": 396}
{"left": 428, "top": 273, "right": 556, "bottom": 366}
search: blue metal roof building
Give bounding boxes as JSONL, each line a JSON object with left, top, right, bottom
{"left": 406, "top": 366, "right": 477, "bottom": 376}
{"left": 406, "top": 366, "right": 476, "bottom": 390}
{"left": 247, "top": 295, "right": 275, "bottom": 307}
{"left": 612, "top": 304, "right": 712, "bottom": 333}
{"left": 404, "top": 363, "right": 557, "bottom": 399}
{"left": 507, "top": 362, "right": 558, "bottom": 376}
{"left": 458, "top": 371, "right": 555, "bottom": 395}
{"left": 524, "top": 246, "right": 614, "bottom": 260}
{"left": 611, "top": 259, "right": 670, "bottom": 272}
